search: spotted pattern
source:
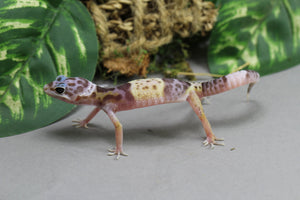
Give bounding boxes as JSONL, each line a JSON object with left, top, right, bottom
{"left": 44, "top": 76, "right": 96, "bottom": 105}
{"left": 162, "top": 78, "right": 191, "bottom": 102}
{"left": 201, "top": 76, "right": 228, "bottom": 96}
{"left": 44, "top": 70, "right": 260, "bottom": 112}
{"left": 201, "top": 70, "right": 259, "bottom": 97}
{"left": 129, "top": 78, "right": 165, "bottom": 105}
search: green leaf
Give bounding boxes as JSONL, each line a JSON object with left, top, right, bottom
{"left": 0, "top": 0, "right": 98, "bottom": 137}
{"left": 208, "top": 0, "right": 300, "bottom": 75}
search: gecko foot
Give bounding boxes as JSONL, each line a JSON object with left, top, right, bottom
{"left": 203, "top": 137, "right": 224, "bottom": 148}
{"left": 107, "top": 148, "right": 128, "bottom": 160}
{"left": 72, "top": 119, "right": 88, "bottom": 128}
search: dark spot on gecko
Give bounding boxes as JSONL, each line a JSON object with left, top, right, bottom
{"left": 90, "top": 92, "right": 96, "bottom": 98}
{"left": 65, "top": 91, "right": 73, "bottom": 97}
{"left": 179, "top": 80, "right": 190, "bottom": 90}
{"left": 75, "top": 96, "right": 81, "bottom": 101}
{"left": 117, "top": 83, "right": 130, "bottom": 91}
{"left": 96, "top": 86, "right": 115, "bottom": 93}
{"left": 163, "top": 80, "right": 174, "bottom": 97}
{"left": 207, "top": 82, "right": 212, "bottom": 89}
{"left": 222, "top": 76, "right": 227, "bottom": 83}
{"left": 82, "top": 79, "right": 89, "bottom": 87}
{"left": 65, "top": 87, "right": 73, "bottom": 96}
{"left": 57, "top": 77, "right": 62, "bottom": 81}
{"left": 103, "top": 94, "right": 122, "bottom": 102}
{"left": 202, "top": 81, "right": 213, "bottom": 94}
{"left": 96, "top": 101, "right": 103, "bottom": 107}
{"left": 142, "top": 86, "right": 149, "bottom": 90}
{"left": 175, "top": 83, "right": 181, "bottom": 88}
{"left": 117, "top": 83, "right": 134, "bottom": 102}
{"left": 77, "top": 86, "right": 83, "bottom": 93}
{"left": 152, "top": 85, "right": 157, "bottom": 90}
{"left": 246, "top": 72, "right": 250, "bottom": 79}
{"left": 213, "top": 79, "right": 217, "bottom": 85}
{"left": 182, "top": 84, "right": 188, "bottom": 90}
{"left": 164, "top": 86, "right": 174, "bottom": 97}
{"left": 162, "top": 78, "right": 174, "bottom": 84}
{"left": 68, "top": 83, "right": 75, "bottom": 86}
{"left": 201, "top": 85, "right": 206, "bottom": 94}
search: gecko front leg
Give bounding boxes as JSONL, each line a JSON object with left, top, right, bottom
{"left": 103, "top": 107, "right": 128, "bottom": 159}
{"left": 187, "top": 90, "right": 224, "bottom": 147}
{"left": 72, "top": 107, "right": 101, "bottom": 128}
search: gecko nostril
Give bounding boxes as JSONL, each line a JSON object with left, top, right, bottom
{"left": 43, "top": 85, "right": 48, "bottom": 91}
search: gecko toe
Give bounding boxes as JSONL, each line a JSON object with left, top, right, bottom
{"left": 215, "top": 137, "right": 224, "bottom": 141}
{"left": 107, "top": 148, "right": 116, "bottom": 153}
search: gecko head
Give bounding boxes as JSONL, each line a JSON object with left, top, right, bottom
{"left": 44, "top": 75, "right": 95, "bottom": 104}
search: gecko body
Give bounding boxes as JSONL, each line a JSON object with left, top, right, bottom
{"left": 44, "top": 70, "right": 260, "bottom": 159}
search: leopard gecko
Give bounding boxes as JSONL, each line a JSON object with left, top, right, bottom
{"left": 44, "top": 70, "right": 260, "bottom": 159}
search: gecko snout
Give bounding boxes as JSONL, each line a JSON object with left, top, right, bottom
{"left": 43, "top": 84, "right": 49, "bottom": 92}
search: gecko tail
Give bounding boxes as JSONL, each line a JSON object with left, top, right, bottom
{"left": 200, "top": 70, "right": 260, "bottom": 97}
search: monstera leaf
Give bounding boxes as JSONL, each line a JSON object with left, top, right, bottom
{"left": 208, "top": 0, "right": 300, "bottom": 75}
{"left": 0, "top": 0, "right": 98, "bottom": 137}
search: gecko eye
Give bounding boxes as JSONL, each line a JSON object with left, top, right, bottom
{"left": 55, "top": 87, "right": 65, "bottom": 94}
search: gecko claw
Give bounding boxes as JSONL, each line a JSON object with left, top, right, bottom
{"left": 72, "top": 119, "right": 88, "bottom": 128}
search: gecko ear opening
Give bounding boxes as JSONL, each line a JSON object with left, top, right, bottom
{"left": 55, "top": 87, "right": 65, "bottom": 94}
{"left": 56, "top": 75, "right": 67, "bottom": 82}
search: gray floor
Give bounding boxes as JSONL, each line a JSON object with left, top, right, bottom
{"left": 1, "top": 63, "right": 300, "bottom": 200}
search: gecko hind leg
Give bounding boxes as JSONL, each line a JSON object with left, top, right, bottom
{"left": 104, "top": 108, "right": 128, "bottom": 160}
{"left": 187, "top": 90, "right": 225, "bottom": 147}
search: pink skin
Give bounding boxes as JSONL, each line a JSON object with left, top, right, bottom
{"left": 44, "top": 70, "right": 260, "bottom": 159}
